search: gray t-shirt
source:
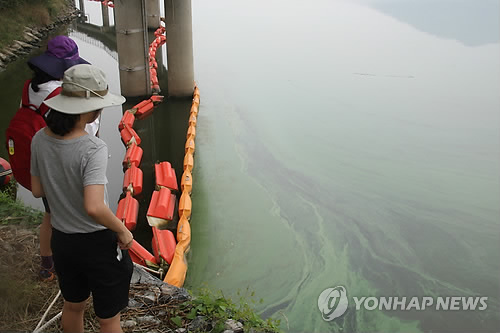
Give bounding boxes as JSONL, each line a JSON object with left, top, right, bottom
{"left": 31, "top": 129, "right": 109, "bottom": 234}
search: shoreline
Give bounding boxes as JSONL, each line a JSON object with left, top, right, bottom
{"left": 0, "top": 2, "right": 80, "bottom": 72}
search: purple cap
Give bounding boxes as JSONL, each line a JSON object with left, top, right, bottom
{"left": 28, "top": 35, "right": 90, "bottom": 79}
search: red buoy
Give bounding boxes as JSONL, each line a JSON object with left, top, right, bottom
{"left": 0, "top": 158, "right": 13, "bottom": 186}
{"left": 155, "top": 161, "right": 178, "bottom": 191}
{"left": 120, "top": 123, "right": 141, "bottom": 146}
{"left": 123, "top": 164, "right": 143, "bottom": 196}
{"left": 147, "top": 187, "right": 176, "bottom": 227}
{"left": 151, "top": 227, "right": 176, "bottom": 265}
{"left": 116, "top": 191, "right": 139, "bottom": 231}
{"left": 129, "top": 240, "right": 158, "bottom": 268}
{"left": 119, "top": 111, "right": 135, "bottom": 131}
{"left": 123, "top": 143, "right": 143, "bottom": 169}
{"left": 135, "top": 100, "right": 155, "bottom": 120}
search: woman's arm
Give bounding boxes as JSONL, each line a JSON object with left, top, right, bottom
{"left": 31, "top": 175, "right": 45, "bottom": 198}
{"left": 84, "top": 184, "right": 133, "bottom": 249}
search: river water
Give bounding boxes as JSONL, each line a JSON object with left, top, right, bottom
{"left": 0, "top": 0, "right": 498, "bottom": 332}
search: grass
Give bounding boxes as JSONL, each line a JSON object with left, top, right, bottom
{"left": 0, "top": 0, "right": 72, "bottom": 50}
{"left": 0, "top": 186, "right": 55, "bottom": 331}
{"left": 0, "top": 183, "right": 43, "bottom": 226}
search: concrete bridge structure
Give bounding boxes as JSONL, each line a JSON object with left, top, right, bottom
{"left": 77, "top": 0, "right": 194, "bottom": 98}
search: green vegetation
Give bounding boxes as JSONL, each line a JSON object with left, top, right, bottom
{"left": 183, "top": 287, "right": 282, "bottom": 332}
{"left": 0, "top": 0, "right": 71, "bottom": 49}
{"left": 0, "top": 182, "right": 42, "bottom": 226}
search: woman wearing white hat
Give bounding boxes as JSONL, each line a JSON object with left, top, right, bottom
{"left": 30, "top": 64, "right": 133, "bottom": 333}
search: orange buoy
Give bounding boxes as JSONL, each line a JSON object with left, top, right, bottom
{"left": 180, "top": 169, "right": 193, "bottom": 194}
{"left": 131, "top": 99, "right": 150, "bottom": 111}
{"left": 123, "top": 143, "right": 143, "bottom": 169}
{"left": 178, "top": 191, "right": 192, "bottom": 220}
{"left": 116, "top": 191, "right": 139, "bottom": 231}
{"left": 183, "top": 153, "right": 194, "bottom": 173}
{"left": 147, "top": 187, "right": 176, "bottom": 227}
{"left": 188, "top": 112, "right": 197, "bottom": 127}
{"left": 123, "top": 164, "right": 143, "bottom": 196}
{"left": 155, "top": 161, "right": 178, "bottom": 191}
{"left": 129, "top": 240, "right": 158, "bottom": 269}
{"left": 135, "top": 100, "right": 155, "bottom": 119}
{"left": 186, "top": 125, "right": 196, "bottom": 139}
{"left": 185, "top": 136, "right": 195, "bottom": 155}
{"left": 190, "top": 104, "right": 198, "bottom": 117}
{"left": 150, "top": 95, "right": 164, "bottom": 105}
{"left": 176, "top": 215, "right": 191, "bottom": 251}
{"left": 151, "top": 227, "right": 176, "bottom": 265}
{"left": 120, "top": 124, "right": 141, "bottom": 146}
{"left": 164, "top": 246, "right": 187, "bottom": 287}
{"left": 118, "top": 110, "right": 135, "bottom": 131}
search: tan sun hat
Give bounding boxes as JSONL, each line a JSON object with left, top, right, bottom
{"left": 44, "top": 64, "right": 125, "bottom": 114}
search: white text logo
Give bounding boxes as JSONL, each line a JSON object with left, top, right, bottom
{"left": 317, "top": 286, "right": 349, "bottom": 321}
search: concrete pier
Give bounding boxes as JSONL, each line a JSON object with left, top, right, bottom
{"left": 101, "top": 3, "right": 110, "bottom": 28}
{"left": 146, "top": 0, "right": 161, "bottom": 30}
{"left": 78, "top": 0, "right": 85, "bottom": 12}
{"left": 114, "top": 0, "right": 150, "bottom": 97}
{"left": 164, "top": 0, "right": 195, "bottom": 97}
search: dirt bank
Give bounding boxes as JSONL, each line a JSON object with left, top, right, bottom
{"left": 0, "top": 0, "right": 79, "bottom": 72}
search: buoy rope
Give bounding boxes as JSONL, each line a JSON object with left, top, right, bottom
{"left": 0, "top": 170, "right": 12, "bottom": 177}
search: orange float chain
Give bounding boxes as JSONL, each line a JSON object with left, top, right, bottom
{"left": 164, "top": 84, "right": 199, "bottom": 287}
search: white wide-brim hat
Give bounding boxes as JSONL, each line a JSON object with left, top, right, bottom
{"left": 44, "top": 64, "right": 125, "bottom": 114}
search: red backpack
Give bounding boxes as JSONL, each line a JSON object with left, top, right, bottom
{"left": 5, "top": 80, "right": 61, "bottom": 190}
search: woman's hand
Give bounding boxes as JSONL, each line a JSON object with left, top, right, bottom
{"left": 117, "top": 228, "right": 133, "bottom": 249}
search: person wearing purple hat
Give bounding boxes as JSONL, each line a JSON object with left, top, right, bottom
{"left": 18, "top": 35, "right": 91, "bottom": 281}
{"left": 28, "top": 35, "right": 90, "bottom": 80}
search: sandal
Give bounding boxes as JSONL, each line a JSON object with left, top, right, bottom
{"left": 39, "top": 265, "right": 56, "bottom": 282}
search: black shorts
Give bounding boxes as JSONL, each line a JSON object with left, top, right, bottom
{"left": 51, "top": 228, "right": 133, "bottom": 319}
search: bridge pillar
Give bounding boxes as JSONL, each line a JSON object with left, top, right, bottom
{"left": 114, "top": 0, "right": 150, "bottom": 97}
{"left": 101, "top": 3, "right": 110, "bottom": 27}
{"left": 164, "top": 0, "right": 194, "bottom": 97}
{"left": 146, "top": 0, "right": 161, "bottom": 30}
{"left": 78, "top": 0, "right": 84, "bottom": 11}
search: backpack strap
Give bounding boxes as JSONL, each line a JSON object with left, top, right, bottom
{"left": 38, "top": 86, "right": 62, "bottom": 116}
{"left": 20, "top": 80, "right": 62, "bottom": 117}
{"left": 21, "top": 80, "right": 38, "bottom": 112}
